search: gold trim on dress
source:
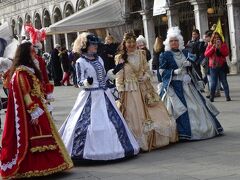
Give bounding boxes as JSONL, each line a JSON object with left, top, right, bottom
{"left": 30, "top": 135, "right": 53, "bottom": 140}
{"left": 42, "top": 102, "right": 73, "bottom": 168}
{"left": 30, "top": 145, "right": 57, "bottom": 153}
{"left": 14, "top": 163, "right": 70, "bottom": 179}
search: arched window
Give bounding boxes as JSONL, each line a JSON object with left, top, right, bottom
{"left": 34, "top": 13, "right": 42, "bottom": 29}
{"left": 17, "top": 17, "right": 23, "bottom": 34}
{"left": 92, "top": 0, "right": 99, "bottom": 3}
{"left": 43, "top": 9, "right": 51, "bottom": 27}
{"left": 11, "top": 19, "right": 17, "bottom": 36}
{"left": 53, "top": 7, "right": 62, "bottom": 23}
{"left": 76, "top": 0, "right": 86, "bottom": 11}
{"left": 65, "top": 3, "right": 74, "bottom": 17}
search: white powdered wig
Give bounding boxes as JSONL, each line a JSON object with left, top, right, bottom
{"left": 163, "top": 26, "right": 185, "bottom": 51}
{"left": 136, "top": 35, "right": 146, "bottom": 45}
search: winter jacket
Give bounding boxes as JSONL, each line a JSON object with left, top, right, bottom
{"left": 204, "top": 43, "right": 229, "bottom": 68}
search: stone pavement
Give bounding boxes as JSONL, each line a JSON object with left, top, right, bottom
{"left": 1, "top": 75, "right": 240, "bottom": 180}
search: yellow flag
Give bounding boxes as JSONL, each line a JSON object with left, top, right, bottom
{"left": 214, "top": 18, "right": 225, "bottom": 42}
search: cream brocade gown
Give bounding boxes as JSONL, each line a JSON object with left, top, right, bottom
{"left": 115, "top": 50, "right": 178, "bottom": 151}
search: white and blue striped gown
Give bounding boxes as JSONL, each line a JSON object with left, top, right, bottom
{"left": 59, "top": 56, "right": 139, "bottom": 161}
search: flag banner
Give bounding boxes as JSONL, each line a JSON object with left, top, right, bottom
{"left": 153, "top": 0, "right": 168, "bottom": 16}
{"left": 214, "top": 18, "right": 225, "bottom": 42}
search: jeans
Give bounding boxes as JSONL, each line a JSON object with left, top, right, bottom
{"left": 61, "top": 72, "right": 71, "bottom": 85}
{"left": 207, "top": 75, "right": 220, "bottom": 93}
{"left": 71, "top": 64, "right": 77, "bottom": 86}
{"left": 209, "top": 67, "right": 230, "bottom": 98}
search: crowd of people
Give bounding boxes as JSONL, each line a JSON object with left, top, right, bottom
{"left": 0, "top": 25, "right": 231, "bottom": 179}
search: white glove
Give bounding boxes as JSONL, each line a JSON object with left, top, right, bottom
{"left": 182, "top": 60, "right": 191, "bottom": 67}
{"left": 174, "top": 68, "right": 182, "bottom": 75}
{"left": 183, "top": 74, "right": 191, "bottom": 84}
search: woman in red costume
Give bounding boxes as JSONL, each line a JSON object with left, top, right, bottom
{"left": 0, "top": 42, "right": 73, "bottom": 179}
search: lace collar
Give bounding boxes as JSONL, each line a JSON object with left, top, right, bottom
{"left": 20, "top": 65, "right": 35, "bottom": 73}
{"left": 82, "top": 54, "right": 98, "bottom": 62}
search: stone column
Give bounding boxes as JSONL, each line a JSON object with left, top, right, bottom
{"left": 53, "top": 34, "right": 61, "bottom": 47}
{"left": 140, "top": 10, "right": 155, "bottom": 53}
{"left": 53, "top": 34, "right": 56, "bottom": 47}
{"left": 166, "top": 7, "right": 179, "bottom": 27}
{"left": 226, "top": 0, "right": 240, "bottom": 74}
{"left": 190, "top": 0, "right": 209, "bottom": 38}
{"left": 44, "top": 35, "right": 53, "bottom": 52}
{"left": 65, "top": 33, "right": 69, "bottom": 50}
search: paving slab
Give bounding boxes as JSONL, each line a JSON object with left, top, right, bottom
{"left": 0, "top": 75, "right": 240, "bottom": 180}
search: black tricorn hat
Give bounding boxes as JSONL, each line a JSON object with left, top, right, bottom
{"left": 87, "top": 34, "right": 100, "bottom": 44}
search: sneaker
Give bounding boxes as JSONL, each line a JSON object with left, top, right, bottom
{"left": 226, "top": 97, "right": 231, "bottom": 101}
{"left": 67, "top": 84, "right": 73, "bottom": 86}
{"left": 210, "top": 97, "right": 214, "bottom": 102}
{"left": 206, "top": 95, "right": 210, "bottom": 98}
{"left": 215, "top": 91, "right": 221, "bottom": 97}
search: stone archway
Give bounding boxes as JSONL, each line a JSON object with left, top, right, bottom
{"left": 34, "top": 12, "right": 42, "bottom": 30}
{"left": 64, "top": 2, "right": 74, "bottom": 17}
{"left": 76, "top": 0, "right": 87, "bottom": 11}
{"left": 11, "top": 19, "right": 17, "bottom": 37}
{"left": 53, "top": 7, "right": 62, "bottom": 23}
{"left": 43, "top": 9, "right": 51, "bottom": 27}
{"left": 92, "top": 0, "right": 99, "bottom": 4}
{"left": 52, "top": 6, "right": 65, "bottom": 47}
{"left": 64, "top": 2, "right": 77, "bottom": 50}
{"left": 43, "top": 9, "right": 53, "bottom": 52}
{"left": 25, "top": 14, "right": 31, "bottom": 23}
{"left": 17, "top": 17, "right": 23, "bottom": 35}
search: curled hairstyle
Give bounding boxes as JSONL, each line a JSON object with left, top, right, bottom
{"left": 105, "top": 35, "right": 114, "bottom": 43}
{"left": 163, "top": 26, "right": 185, "bottom": 51}
{"left": 117, "top": 31, "right": 136, "bottom": 62}
{"left": 153, "top": 36, "right": 163, "bottom": 53}
{"left": 10, "top": 42, "right": 42, "bottom": 81}
{"left": 72, "top": 32, "right": 89, "bottom": 54}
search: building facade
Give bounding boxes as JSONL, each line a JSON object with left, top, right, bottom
{"left": 0, "top": 0, "right": 240, "bottom": 73}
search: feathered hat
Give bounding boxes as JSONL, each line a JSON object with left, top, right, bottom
{"left": 22, "top": 23, "right": 46, "bottom": 50}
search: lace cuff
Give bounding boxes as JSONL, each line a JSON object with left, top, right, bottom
{"left": 27, "top": 103, "right": 38, "bottom": 113}
{"left": 30, "top": 107, "right": 44, "bottom": 120}
{"left": 46, "top": 93, "right": 55, "bottom": 102}
{"left": 47, "top": 104, "right": 54, "bottom": 112}
{"left": 107, "top": 69, "right": 116, "bottom": 81}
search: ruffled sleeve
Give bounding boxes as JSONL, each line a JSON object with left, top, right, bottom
{"left": 76, "top": 60, "right": 85, "bottom": 87}
{"left": 115, "top": 54, "right": 125, "bottom": 92}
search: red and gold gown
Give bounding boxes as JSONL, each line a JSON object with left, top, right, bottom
{"left": 0, "top": 65, "right": 73, "bottom": 179}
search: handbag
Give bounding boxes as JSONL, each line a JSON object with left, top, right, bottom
{"left": 29, "top": 125, "right": 57, "bottom": 153}
{"left": 222, "top": 62, "right": 230, "bottom": 74}
{"left": 200, "top": 57, "right": 208, "bottom": 68}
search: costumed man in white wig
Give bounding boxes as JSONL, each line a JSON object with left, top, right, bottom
{"left": 159, "top": 27, "right": 223, "bottom": 141}
{"left": 136, "top": 35, "right": 151, "bottom": 62}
